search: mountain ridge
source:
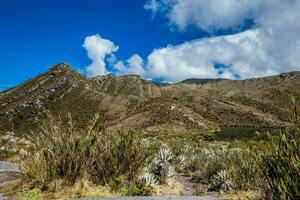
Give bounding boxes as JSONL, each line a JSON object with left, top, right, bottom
{"left": 1, "top": 63, "right": 299, "bottom": 134}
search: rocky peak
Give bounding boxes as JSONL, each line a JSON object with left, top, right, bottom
{"left": 0, "top": 64, "right": 84, "bottom": 124}
{"left": 48, "top": 63, "right": 71, "bottom": 71}
{"left": 46, "top": 63, "right": 75, "bottom": 78}
{"left": 92, "top": 73, "right": 114, "bottom": 83}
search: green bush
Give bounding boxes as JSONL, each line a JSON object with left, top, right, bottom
{"left": 126, "top": 180, "right": 154, "bottom": 196}
{"left": 92, "top": 130, "right": 154, "bottom": 186}
{"left": 177, "top": 146, "right": 263, "bottom": 192}
{"left": 21, "top": 112, "right": 155, "bottom": 193}
{"left": 23, "top": 112, "right": 99, "bottom": 187}
{"left": 230, "top": 149, "right": 263, "bottom": 190}
{"left": 17, "top": 188, "right": 43, "bottom": 200}
{"left": 262, "top": 97, "right": 300, "bottom": 200}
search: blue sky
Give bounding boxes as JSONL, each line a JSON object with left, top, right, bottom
{"left": 0, "top": 0, "right": 205, "bottom": 89}
{"left": 1, "top": 0, "right": 300, "bottom": 90}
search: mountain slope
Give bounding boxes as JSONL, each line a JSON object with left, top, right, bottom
{"left": 0, "top": 63, "right": 299, "bottom": 134}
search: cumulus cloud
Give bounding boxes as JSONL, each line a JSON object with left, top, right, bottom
{"left": 146, "top": 30, "right": 259, "bottom": 82}
{"left": 146, "top": 0, "right": 262, "bottom": 32}
{"left": 83, "top": 1, "right": 300, "bottom": 82}
{"left": 113, "top": 54, "right": 145, "bottom": 76}
{"left": 139, "top": 0, "right": 300, "bottom": 82}
{"left": 83, "top": 34, "right": 118, "bottom": 77}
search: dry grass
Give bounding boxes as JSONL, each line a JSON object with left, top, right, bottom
{"left": 5, "top": 112, "right": 156, "bottom": 198}
{"left": 45, "top": 179, "right": 117, "bottom": 199}
{"left": 152, "top": 178, "right": 184, "bottom": 196}
{"left": 223, "top": 190, "right": 262, "bottom": 200}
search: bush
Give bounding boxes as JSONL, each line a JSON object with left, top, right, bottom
{"left": 17, "top": 188, "right": 43, "bottom": 200}
{"left": 126, "top": 180, "right": 154, "bottom": 196}
{"left": 23, "top": 112, "right": 99, "bottom": 187}
{"left": 21, "top": 112, "right": 155, "bottom": 194}
{"left": 91, "top": 130, "right": 154, "bottom": 186}
{"left": 262, "top": 97, "right": 300, "bottom": 200}
{"left": 177, "top": 145, "right": 263, "bottom": 192}
{"left": 230, "top": 149, "right": 263, "bottom": 190}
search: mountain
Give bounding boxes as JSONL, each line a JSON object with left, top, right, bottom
{"left": 1, "top": 63, "right": 300, "bottom": 134}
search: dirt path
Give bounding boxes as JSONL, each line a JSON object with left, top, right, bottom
{"left": 172, "top": 172, "right": 196, "bottom": 196}
{"left": 0, "top": 161, "right": 20, "bottom": 187}
{"left": 0, "top": 161, "right": 20, "bottom": 200}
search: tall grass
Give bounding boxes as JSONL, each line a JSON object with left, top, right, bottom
{"left": 23, "top": 112, "right": 98, "bottom": 187}
{"left": 91, "top": 130, "right": 154, "bottom": 185}
{"left": 21, "top": 111, "right": 155, "bottom": 193}
{"left": 176, "top": 145, "right": 263, "bottom": 192}
{"left": 262, "top": 97, "right": 300, "bottom": 199}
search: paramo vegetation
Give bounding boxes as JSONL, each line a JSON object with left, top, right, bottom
{"left": 0, "top": 98, "right": 299, "bottom": 199}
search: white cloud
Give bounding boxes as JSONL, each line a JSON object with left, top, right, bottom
{"left": 144, "top": 0, "right": 162, "bottom": 18}
{"left": 83, "top": 1, "right": 300, "bottom": 82}
{"left": 138, "top": 0, "right": 300, "bottom": 82}
{"left": 144, "top": 0, "right": 261, "bottom": 32}
{"left": 145, "top": 30, "right": 259, "bottom": 82}
{"left": 145, "top": 0, "right": 263, "bottom": 32}
{"left": 83, "top": 34, "right": 118, "bottom": 77}
{"left": 114, "top": 54, "right": 145, "bottom": 76}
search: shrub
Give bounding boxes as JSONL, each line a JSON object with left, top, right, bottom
{"left": 262, "top": 97, "right": 300, "bottom": 200}
{"left": 126, "top": 180, "right": 154, "bottom": 196}
{"left": 23, "top": 112, "right": 99, "bottom": 187}
{"left": 181, "top": 147, "right": 231, "bottom": 183}
{"left": 91, "top": 130, "right": 154, "bottom": 186}
{"left": 229, "top": 149, "right": 263, "bottom": 190}
{"left": 177, "top": 145, "right": 263, "bottom": 192}
{"left": 17, "top": 188, "right": 43, "bottom": 200}
{"left": 21, "top": 111, "right": 155, "bottom": 194}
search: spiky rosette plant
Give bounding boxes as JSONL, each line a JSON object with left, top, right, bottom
{"left": 210, "top": 170, "right": 233, "bottom": 192}
{"left": 139, "top": 170, "right": 158, "bottom": 186}
{"left": 151, "top": 145, "right": 174, "bottom": 183}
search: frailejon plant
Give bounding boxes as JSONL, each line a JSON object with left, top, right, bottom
{"left": 139, "top": 170, "right": 158, "bottom": 186}
{"left": 151, "top": 145, "right": 175, "bottom": 183}
{"left": 263, "top": 97, "right": 300, "bottom": 200}
{"left": 209, "top": 170, "right": 233, "bottom": 192}
{"left": 176, "top": 145, "right": 264, "bottom": 192}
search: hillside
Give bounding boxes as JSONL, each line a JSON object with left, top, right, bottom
{"left": 0, "top": 63, "right": 299, "bottom": 134}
